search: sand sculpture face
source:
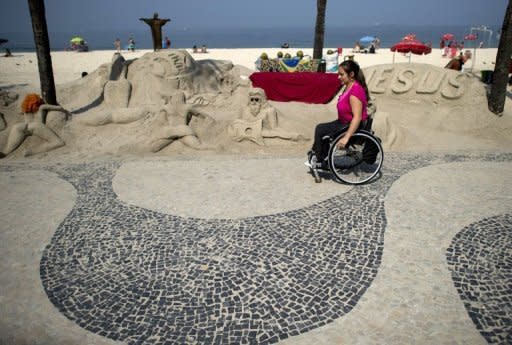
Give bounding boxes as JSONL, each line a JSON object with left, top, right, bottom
{"left": 248, "top": 90, "right": 264, "bottom": 116}
{"left": 127, "top": 50, "right": 237, "bottom": 107}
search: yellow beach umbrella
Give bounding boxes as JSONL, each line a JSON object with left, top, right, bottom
{"left": 70, "top": 36, "right": 84, "bottom": 44}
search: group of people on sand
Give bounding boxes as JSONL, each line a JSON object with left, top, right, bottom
{"left": 353, "top": 37, "right": 380, "bottom": 54}
{"left": 440, "top": 40, "right": 464, "bottom": 59}
{"left": 192, "top": 45, "right": 208, "bottom": 53}
{"left": 114, "top": 36, "right": 172, "bottom": 52}
{"left": 114, "top": 37, "right": 137, "bottom": 52}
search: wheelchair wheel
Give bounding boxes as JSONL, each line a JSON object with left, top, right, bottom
{"left": 328, "top": 130, "right": 383, "bottom": 185}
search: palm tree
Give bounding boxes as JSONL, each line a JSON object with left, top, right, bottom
{"left": 488, "top": 0, "right": 512, "bottom": 115}
{"left": 313, "top": 0, "right": 327, "bottom": 61}
{"left": 27, "top": 0, "right": 57, "bottom": 105}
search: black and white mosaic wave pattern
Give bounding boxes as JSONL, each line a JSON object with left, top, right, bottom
{"left": 1, "top": 152, "right": 510, "bottom": 344}
{"left": 446, "top": 213, "right": 512, "bottom": 344}
{"left": 38, "top": 161, "right": 392, "bottom": 344}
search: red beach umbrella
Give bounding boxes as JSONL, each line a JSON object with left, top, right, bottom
{"left": 464, "top": 34, "right": 477, "bottom": 41}
{"left": 390, "top": 39, "right": 432, "bottom": 63}
{"left": 442, "top": 33, "right": 455, "bottom": 41}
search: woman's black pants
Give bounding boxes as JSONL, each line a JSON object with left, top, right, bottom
{"left": 311, "top": 120, "right": 347, "bottom": 163}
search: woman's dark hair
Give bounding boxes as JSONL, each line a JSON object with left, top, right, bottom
{"left": 339, "top": 60, "right": 370, "bottom": 100}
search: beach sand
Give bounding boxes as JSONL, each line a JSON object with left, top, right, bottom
{"left": 0, "top": 48, "right": 500, "bottom": 89}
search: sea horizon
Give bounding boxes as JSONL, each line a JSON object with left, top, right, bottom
{"left": 1, "top": 24, "right": 500, "bottom": 52}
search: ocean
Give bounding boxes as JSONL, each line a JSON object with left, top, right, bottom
{"left": 1, "top": 24, "right": 500, "bottom": 52}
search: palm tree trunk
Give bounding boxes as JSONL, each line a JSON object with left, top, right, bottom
{"left": 27, "top": 0, "right": 57, "bottom": 105}
{"left": 313, "top": 0, "right": 327, "bottom": 60}
{"left": 488, "top": 0, "right": 512, "bottom": 115}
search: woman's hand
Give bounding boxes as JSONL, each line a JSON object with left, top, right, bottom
{"left": 336, "top": 135, "right": 350, "bottom": 149}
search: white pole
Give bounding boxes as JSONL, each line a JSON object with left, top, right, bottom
{"left": 471, "top": 46, "right": 476, "bottom": 72}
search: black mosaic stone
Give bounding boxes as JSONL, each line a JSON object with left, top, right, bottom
{"left": 1, "top": 152, "right": 511, "bottom": 344}
{"left": 446, "top": 213, "right": 512, "bottom": 344}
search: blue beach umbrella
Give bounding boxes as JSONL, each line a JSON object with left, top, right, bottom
{"left": 359, "top": 35, "right": 376, "bottom": 47}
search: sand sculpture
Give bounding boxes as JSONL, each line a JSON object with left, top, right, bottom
{"left": 229, "top": 88, "right": 306, "bottom": 145}
{"left": 139, "top": 13, "right": 170, "bottom": 51}
{"left": 0, "top": 94, "right": 69, "bottom": 158}
{"left": 145, "top": 91, "right": 215, "bottom": 152}
{"left": 0, "top": 55, "right": 500, "bottom": 158}
{"left": 54, "top": 50, "right": 308, "bottom": 155}
{"left": 0, "top": 113, "right": 6, "bottom": 131}
{"left": 365, "top": 64, "right": 477, "bottom": 101}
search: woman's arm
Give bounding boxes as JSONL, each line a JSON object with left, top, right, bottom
{"left": 39, "top": 104, "right": 64, "bottom": 112}
{"left": 337, "top": 95, "right": 362, "bottom": 148}
{"left": 38, "top": 104, "right": 71, "bottom": 122}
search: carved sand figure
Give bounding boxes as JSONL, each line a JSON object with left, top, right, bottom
{"left": 0, "top": 94, "right": 68, "bottom": 158}
{"left": 229, "top": 88, "right": 306, "bottom": 145}
{"left": 127, "top": 51, "right": 239, "bottom": 105}
{"left": 146, "top": 91, "right": 215, "bottom": 152}
{"left": 139, "top": 13, "right": 170, "bottom": 51}
{"left": 76, "top": 61, "right": 152, "bottom": 127}
{"left": 0, "top": 113, "right": 6, "bottom": 131}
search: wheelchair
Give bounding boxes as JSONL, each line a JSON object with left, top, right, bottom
{"left": 307, "top": 119, "right": 384, "bottom": 185}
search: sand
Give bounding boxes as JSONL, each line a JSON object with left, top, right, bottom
{"left": 0, "top": 48, "right": 500, "bottom": 88}
{"left": 0, "top": 47, "right": 510, "bottom": 160}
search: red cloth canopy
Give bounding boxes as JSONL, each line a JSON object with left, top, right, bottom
{"left": 464, "top": 34, "right": 478, "bottom": 41}
{"left": 390, "top": 39, "right": 432, "bottom": 55}
{"left": 249, "top": 72, "right": 341, "bottom": 104}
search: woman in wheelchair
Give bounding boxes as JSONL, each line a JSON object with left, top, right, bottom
{"left": 306, "top": 60, "right": 370, "bottom": 170}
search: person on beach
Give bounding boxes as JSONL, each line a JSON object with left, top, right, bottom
{"left": 114, "top": 38, "right": 121, "bottom": 52}
{"left": 306, "top": 60, "right": 369, "bottom": 169}
{"left": 0, "top": 94, "right": 69, "bottom": 158}
{"left": 449, "top": 41, "right": 458, "bottom": 58}
{"left": 445, "top": 50, "right": 471, "bottom": 71}
{"left": 128, "top": 37, "right": 136, "bottom": 51}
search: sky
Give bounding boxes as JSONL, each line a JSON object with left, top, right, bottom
{"left": 0, "top": 0, "right": 507, "bottom": 33}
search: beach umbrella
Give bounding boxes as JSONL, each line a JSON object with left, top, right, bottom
{"left": 442, "top": 33, "right": 455, "bottom": 41}
{"left": 70, "top": 36, "right": 84, "bottom": 44}
{"left": 359, "top": 35, "right": 375, "bottom": 47}
{"left": 390, "top": 39, "right": 432, "bottom": 63}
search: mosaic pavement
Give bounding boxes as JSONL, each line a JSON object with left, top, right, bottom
{"left": 446, "top": 213, "right": 512, "bottom": 344}
{"left": 1, "top": 152, "right": 511, "bottom": 344}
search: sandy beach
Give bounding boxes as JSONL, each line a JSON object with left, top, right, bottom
{"left": 0, "top": 48, "right": 500, "bottom": 89}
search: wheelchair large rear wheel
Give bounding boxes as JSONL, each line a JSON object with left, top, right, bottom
{"left": 328, "top": 131, "right": 383, "bottom": 185}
